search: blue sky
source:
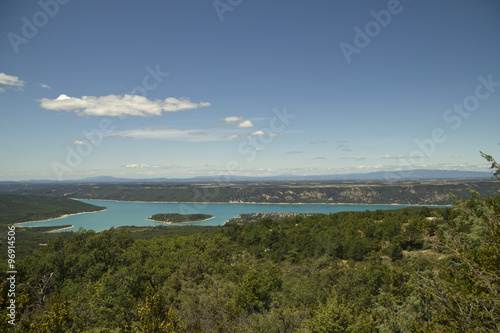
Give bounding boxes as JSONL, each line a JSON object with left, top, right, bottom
{"left": 1, "top": 0, "right": 499, "bottom": 181}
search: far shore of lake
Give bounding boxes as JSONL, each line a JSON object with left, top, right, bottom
{"left": 71, "top": 198, "right": 451, "bottom": 207}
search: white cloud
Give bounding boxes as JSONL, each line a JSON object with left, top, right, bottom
{"left": 222, "top": 116, "right": 254, "bottom": 128}
{"left": 247, "top": 130, "right": 266, "bottom": 137}
{"left": 162, "top": 97, "right": 210, "bottom": 111}
{"left": 222, "top": 116, "right": 244, "bottom": 124}
{"left": 38, "top": 94, "right": 210, "bottom": 117}
{"left": 237, "top": 120, "right": 254, "bottom": 128}
{"left": 224, "top": 134, "right": 241, "bottom": 140}
{"left": 125, "top": 164, "right": 150, "bottom": 169}
{"left": 40, "top": 83, "right": 51, "bottom": 89}
{"left": 0, "top": 73, "right": 25, "bottom": 91}
{"left": 451, "top": 155, "right": 461, "bottom": 159}
{"left": 269, "top": 133, "right": 283, "bottom": 137}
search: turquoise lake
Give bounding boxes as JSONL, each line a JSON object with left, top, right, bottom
{"left": 18, "top": 200, "right": 420, "bottom": 232}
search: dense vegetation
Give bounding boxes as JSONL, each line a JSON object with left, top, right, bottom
{"left": 1, "top": 154, "right": 498, "bottom": 331}
{"left": 1, "top": 180, "right": 498, "bottom": 205}
{"left": 0, "top": 194, "right": 105, "bottom": 226}
{"left": 1, "top": 191, "right": 499, "bottom": 331}
{"left": 149, "top": 213, "right": 214, "bottom": 223}
{"left": 227, "top": 213, "right": 311, "bottom": 224}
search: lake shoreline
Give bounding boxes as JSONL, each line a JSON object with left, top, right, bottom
{"left": 46, "top": 225, "right": 76, "bottom": 233}
{"left": 71, "top": 198, "right": 451, "bottom": 207}
{"left": 17, "top": 200, "right": 450, "bottom": 233}
{"left": 15, "top": 209, "right": 107, "bottom": 226}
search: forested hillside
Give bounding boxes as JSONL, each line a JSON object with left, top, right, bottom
{"left": 1, "top": 193, "right": 499, "bottom": 332}
{"left": 0, "top": 194, "right": 105, "bottom": 226}
{"left": 1, "top": 180, "right": 498, "bottom": 205}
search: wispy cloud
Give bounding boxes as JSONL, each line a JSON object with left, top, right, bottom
{"left": 336, "top": 140, "right": 353, "bottom": 151}
{"left": 188, "top": 131, "right": 207, "bottom": 136}
{"left": 107, "top": 124, "right": 279, "bottom": 142}
{"left": 382, "top": 154, "right": 409, "bottom": 160}
{"left": 38, "top": 94, "right": 210, "bottom": 117}
{"left": 340, "top": 156, "right": 365, "bottom": 161}
{"left": 0, "top": 73, "right": 25, "bottom": 92}
{"left": 72, "top": 140, "right": 94, "bottom": 145}
{"left": 451, "top": 155, "right": 461, "bottom": 159}
{"left": 224, "top": 134, "right": 241, "bottom": 140}
{"left": 40, "top": 83, "right": 51, "bottom": 89}
{"left": 107, "top": 127, "right": 221, "bottom": 142}
{"left": 336, "top": 144, "right": 349, "bottom": 150}
{"left": 125, "top": 163, "right": 178, "bottom": 169}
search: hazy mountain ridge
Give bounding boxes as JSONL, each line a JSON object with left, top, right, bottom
{"left": 1, "top": 169, "right": 492, "bottom": 185}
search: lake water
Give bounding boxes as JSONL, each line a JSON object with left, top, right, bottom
{"left": 17, "top": 199, "right": 418, "bottom": 232}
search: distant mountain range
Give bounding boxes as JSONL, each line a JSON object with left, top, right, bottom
{"left": 1, "top": 170, "right": 494, "bottom": 184}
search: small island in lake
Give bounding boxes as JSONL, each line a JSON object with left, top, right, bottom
{"left": 148, "top": 213, "right": 214, "bottom": 224}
